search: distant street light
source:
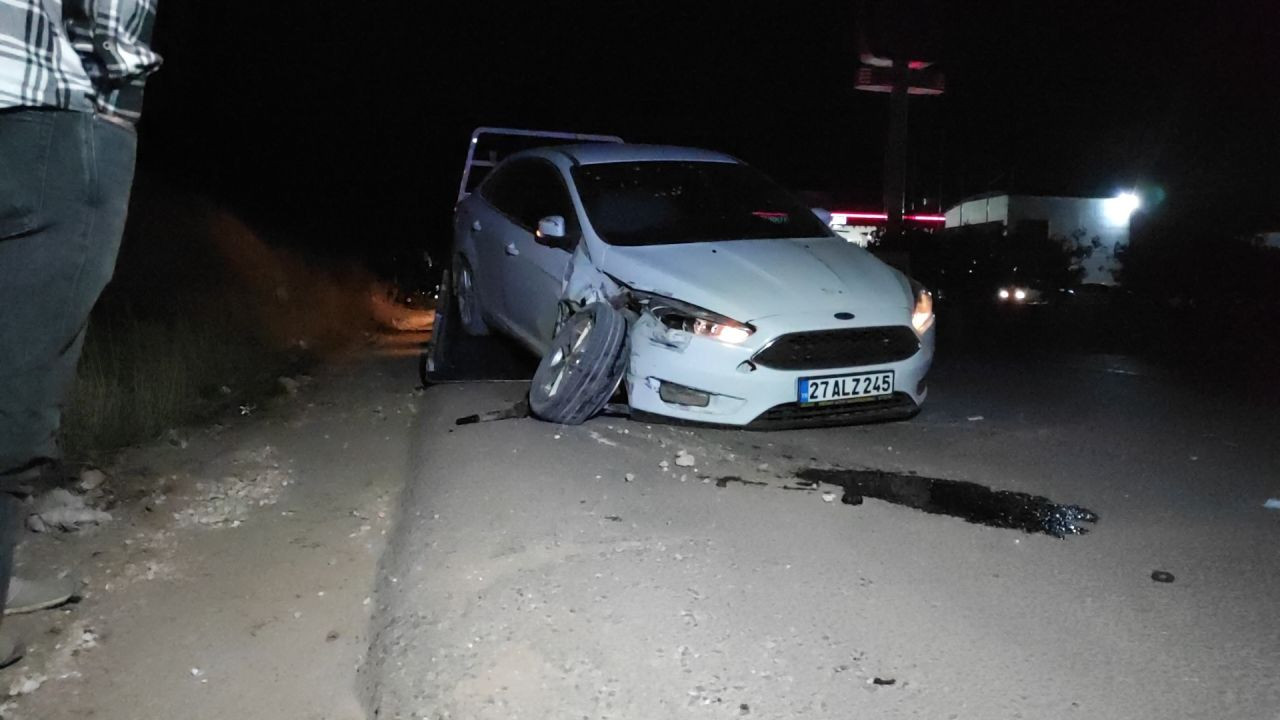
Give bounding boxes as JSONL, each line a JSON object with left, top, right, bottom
{"left": 1103, "top": 191, "right": 1141, "bottom": 226}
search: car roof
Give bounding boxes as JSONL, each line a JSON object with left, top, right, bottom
{"left": 521, "top": 143, "right": 740, "bottom": 166}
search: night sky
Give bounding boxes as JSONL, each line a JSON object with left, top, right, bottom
{"left": 136, "top": 0, "right": 1280, "bottom": 269}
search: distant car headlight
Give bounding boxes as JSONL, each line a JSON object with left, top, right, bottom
{"left": 628, "top": 290, "right": 755, "bottom": 345}
{"left": 998, "top": 286, "right": 1029, "bottom": 302}
{"left": 910, "top": 279, "right": 934, "bottom": 334}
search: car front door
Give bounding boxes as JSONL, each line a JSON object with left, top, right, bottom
{"left": 467, "top": 160, "right": 543, "bottom": 331}
{"left": 499, "top": 161, "right": 580, "bottom": 350}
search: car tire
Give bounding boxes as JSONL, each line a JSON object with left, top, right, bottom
{"left": 529, "top": 302, "right": 629, "bottom": 425}
{"left": 420, "top": 258, "right": 458, "bottom": 386}
{"left": 455, "top": 259, "right": 489, "bottom": 336}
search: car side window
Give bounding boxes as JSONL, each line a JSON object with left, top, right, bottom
{"left": 519, "top": 163, "right": 577, "bottom": 232}
{"left": 478, "top": 159, "right": 535, "bottom": 220}
{"left": 479, "top": 159, "right": 576, "bottom": 233}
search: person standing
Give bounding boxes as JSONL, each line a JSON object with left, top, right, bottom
{"left": 0, "top": 0, "right": 162, "bottom": 665}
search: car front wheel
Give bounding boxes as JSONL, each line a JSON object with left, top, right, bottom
{"left": 529, "top": 302, "right": 629, "bottom": 425}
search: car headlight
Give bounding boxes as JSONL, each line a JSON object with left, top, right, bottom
{"left": 910, "top": 279, "right": 934, "bottom": 334}
{"left": 628, "top": 290, "right": 755, "bottom": 345}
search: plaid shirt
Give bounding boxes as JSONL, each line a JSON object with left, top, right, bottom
{"left": 0, "top": 0, "right": 161, "bottom": 124}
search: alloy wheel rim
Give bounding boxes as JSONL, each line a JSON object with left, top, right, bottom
{"left": 543, "top": 317, "right": 594, "bottom": 398}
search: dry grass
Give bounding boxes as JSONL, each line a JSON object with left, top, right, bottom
{"left": 62, "top": 305, "right": 294, "bottom": 458}
{"left": 61, "top": 181, "right": 389, "bottom": 460}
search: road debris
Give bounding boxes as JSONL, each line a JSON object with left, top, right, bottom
{"left": 165, "top": 428, "right": 190, "bottom": 448}
{"left": 795, "top": 467, "right": 1098, "bottom": 538}
{"left": 77, "top": 467, "right": 107, "bottom": 492}
{"left": 714, "top": 476, "right": 767, "bottom": 489}
{"left": 1263, "top": 498, "right": 1280, "bottom": 510}
{"left": 659, "top": 460, "right": 670, "bottom": 471}
{"left": 8, "top": 671, "right": 46, "bottom": 696}
{"left": 173, "top": 457, "right": 290, "bottom": 528}
{"left": 872, "top": 677, "right": 896, "bottom": 686}
{"left": 278, "top": 376, "right": 301, "bottom": 395}
{"left": 967, "top": 415, "right": 984, "bottom": 421}
{"left": 675, "top": 450, "right": 696, "bottom": 467}
{"left": 822, "top": 492, "right": 836, "bottom": 502}
{"left": 27, "top": 488, "right": 112, "bottom": 533}
{"left": 75, "top": 628, "right": 100, "bottom": 651}
{"left": 1151, "top": 570, "right": 1175, "bottom": 583}
{"left": 588, "top": 431, "right": 618, "bottom": 447}
{"left": 624, "top": 473, "right": 636, "bottom": 483}
{"left": 455, "top": 399, "right": 530, "bottom": 425}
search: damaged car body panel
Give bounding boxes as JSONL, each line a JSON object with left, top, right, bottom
{"left": 450, "top": 134, "right": 935, "bottom": 427}
{"left": 600, "top": 238, "right": 911, "bottom": 324}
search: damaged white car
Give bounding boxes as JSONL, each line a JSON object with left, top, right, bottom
{"left": 449, "top": 134, "right": 935, "bottom": 428}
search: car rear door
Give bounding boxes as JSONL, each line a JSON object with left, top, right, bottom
{"left": 500, "top": 160, "right": 580, "bottom": 348}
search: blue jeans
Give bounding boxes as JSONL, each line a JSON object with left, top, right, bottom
{"left": 0, "top": 108, "right": 137, "bottom": 610}
{"left": 0, "top": 109, "right": 137, "bottom": 478}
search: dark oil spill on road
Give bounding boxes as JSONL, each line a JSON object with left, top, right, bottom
{"left": 795, "top": 467, "right": 1098, "bottom": 538}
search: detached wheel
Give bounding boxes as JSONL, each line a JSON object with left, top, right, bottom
{"left": 455, "top": 259, "right": 489, "bottom": 336}
{"left": 529, "top": 302, "right": 629, "bottom": 425}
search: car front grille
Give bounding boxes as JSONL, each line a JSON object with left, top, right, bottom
{"left": 748, "top": 392, "right": 919, "bottom": 430}
{"left": 751, "top": 326, "right": 920, "bottom": 370}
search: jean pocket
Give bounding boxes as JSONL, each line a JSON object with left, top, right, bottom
{"left": 0, "top": 111, "right": 56, "bottom": 240}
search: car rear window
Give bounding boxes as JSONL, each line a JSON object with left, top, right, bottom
{"left": 571, "top": 161, "right": 833, "bottom": 246}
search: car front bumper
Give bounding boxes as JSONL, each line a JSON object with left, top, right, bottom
{"left": 623, "top": 311, "right": 934, "bottom": 429}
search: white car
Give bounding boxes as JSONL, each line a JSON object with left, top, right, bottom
{"left": 449, "top": 141, "right": 935, "bottom": 428}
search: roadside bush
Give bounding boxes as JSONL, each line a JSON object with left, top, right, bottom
{"left": 62, "top": 302, "right": 298, "bottom": 457}
{"left": 61, "top": 174, "right": 382, "bottom": 460}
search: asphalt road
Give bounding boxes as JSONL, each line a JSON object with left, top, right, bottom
{"left": 365, "top": 344, "right": 1280, "bottom": 719}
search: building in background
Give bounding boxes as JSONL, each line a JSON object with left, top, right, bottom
{"left": 943, "top": 192, "right": 1139, "bottom": 284}
{"left": 1251, "top": 231, "right": 1280, "bottom": 250}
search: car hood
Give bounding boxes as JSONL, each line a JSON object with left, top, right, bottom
{"left": 598, "top": 237, "right": 910, "bottom": 322}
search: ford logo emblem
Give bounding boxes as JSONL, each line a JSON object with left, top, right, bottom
{"left": 834, "top": 312, "right": 855, "bottom": 320}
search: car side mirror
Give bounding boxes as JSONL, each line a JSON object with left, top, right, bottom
{"left": 535, "top": 215, "right": 574, "bottom": 250}
{"left": 811, "top": 208, "right": 833, "bottom": 226}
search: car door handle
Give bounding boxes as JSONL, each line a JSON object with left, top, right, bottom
{"left": 504, "top": 242, "right": 520, "bottom": 256}
{"left": 472, "top": 220, "right": 482, "bottom": 231}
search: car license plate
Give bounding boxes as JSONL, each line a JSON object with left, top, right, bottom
{"left": 798, "top": 370, "right": 894, "bottom": 405}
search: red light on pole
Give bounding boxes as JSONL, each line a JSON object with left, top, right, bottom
{"left": 830, "top": 212, "right": 945, "bottom": 225}
{"left": 855, "top": 45, "right": 945, "bottom": 245}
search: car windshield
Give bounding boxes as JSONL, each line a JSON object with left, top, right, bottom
{"left": 571, "top": 161, "right": 833, "bottom": 246}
